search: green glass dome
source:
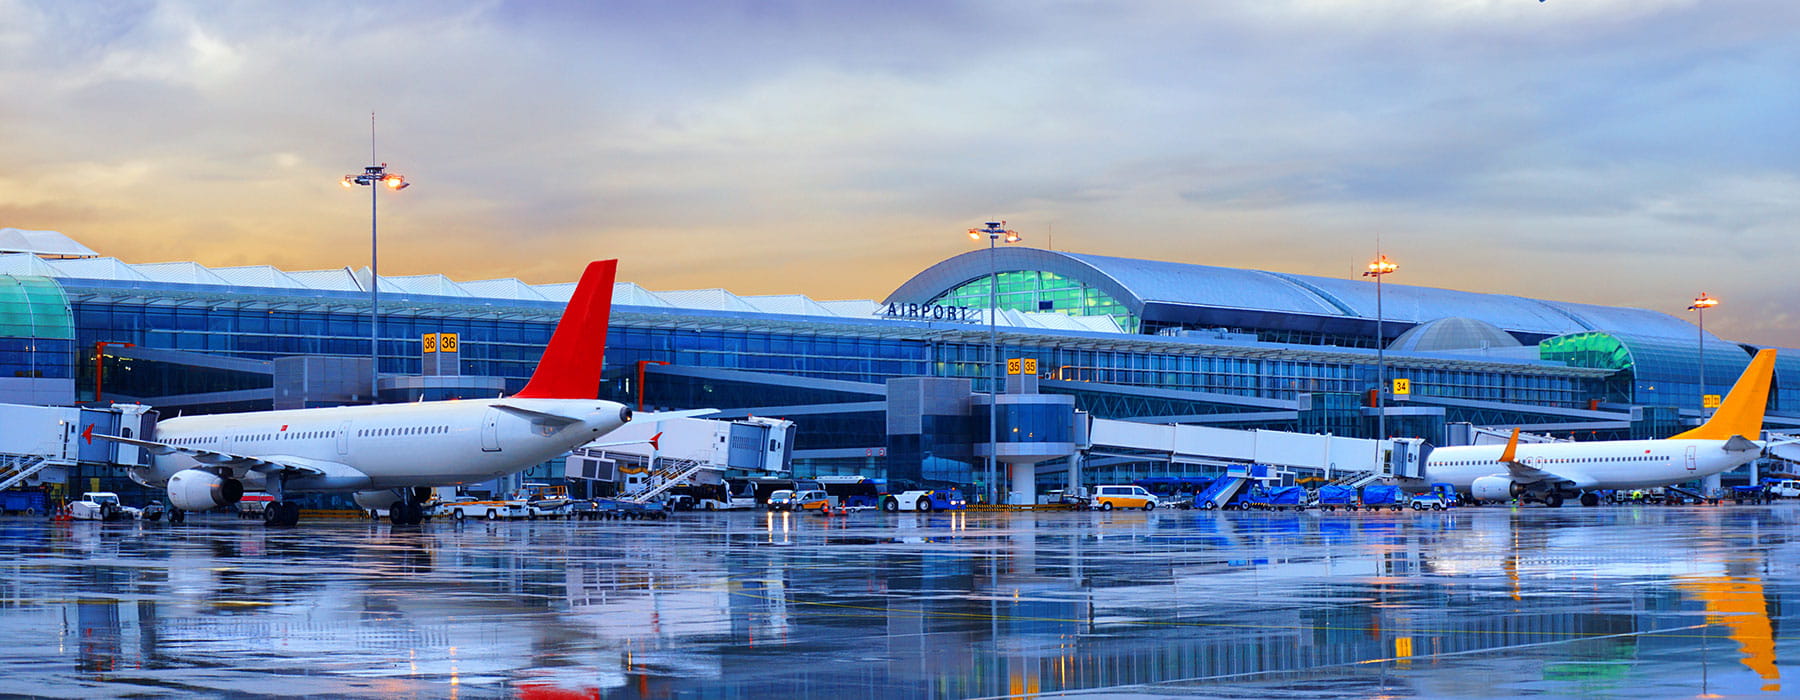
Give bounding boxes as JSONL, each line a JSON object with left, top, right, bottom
{"left": 0, "top": 275, "right": 73, "bottom": 339}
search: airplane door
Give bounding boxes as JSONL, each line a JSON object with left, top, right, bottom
{"left": 337, "top": 421, "right": 351, "bottom": 456}
{"left": 481, "top": 408, "right": 502, "bottom": 452}
{"left": 1685, "top": 445, "right": 1698, "bottom": 471}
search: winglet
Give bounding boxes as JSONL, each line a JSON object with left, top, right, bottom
{"left": 1669, "top": 349, "right": 1777, "bottom": 441}
{"left": 1499, "top": 427, "right": 1521, "bottom": 464}
{"left": 512, "top": 260, "right": 617, "bottom": 399}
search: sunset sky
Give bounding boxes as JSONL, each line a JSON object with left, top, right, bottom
{"left": 2, "top": 1, "right": 1796, "bottom": 344}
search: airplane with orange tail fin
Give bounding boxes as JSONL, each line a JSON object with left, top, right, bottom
{"left": 1418, "top": 349, "right": 1777, "bottom": 507}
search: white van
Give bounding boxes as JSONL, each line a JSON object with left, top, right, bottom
{"left": 1769, "top": 480, "right": 1800, "bottom": 499}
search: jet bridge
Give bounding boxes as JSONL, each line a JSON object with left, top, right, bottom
{"left": 0, "top": 402, "right": 158, "bottom": 492}
{"left": 1083, "top": 417, "right": 1426, "bottom": 484}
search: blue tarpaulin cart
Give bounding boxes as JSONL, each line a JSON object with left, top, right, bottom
{"left": 1362, "top": 484, "right": 1405, "bottom": 511}
{"left": 1316, "top": 484, "right": 1357, "bottom": 511}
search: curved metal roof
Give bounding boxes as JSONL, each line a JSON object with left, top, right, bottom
{"left": 886, "top": 249, "right": 1709, "bottom": 341}
{"left": 1389, "top": 317, "right": 1521, "bottom": 353}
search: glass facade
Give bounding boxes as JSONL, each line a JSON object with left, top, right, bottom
{"left": 88, "top": 355, "right": 272, "bottom": 400}
{"left": 1540, "top": 332, "right": 1754, "bottom": 410}
{"left": 989, "top": 403, "right": 1074, "bottom": 443}
{"left": 931, "top": 270, "right": 1137, "bottom": 332}
{"left": 933, "top": 341, "right": 1594, "bottom": 408}
{"left": 0, "top": 275, "right": 74, "bottom": 379}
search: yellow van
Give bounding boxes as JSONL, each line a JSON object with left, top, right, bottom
{"left": 1091, "top": 485, "right": 1159, "bottom": 511}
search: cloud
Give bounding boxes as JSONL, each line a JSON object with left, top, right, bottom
{"left": 2, "top": 0, "right": 1798, "bottom": 345}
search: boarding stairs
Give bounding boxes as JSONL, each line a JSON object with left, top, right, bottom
{"left": 625, "top": 458, "right": 711, "bottom": 504}
{"left": 1329, "top": 470, "right": 1385, "bottom": 490}
{"left": 0, "top": 453, "right": 59, "bottom": 492}
{"left": 1196, "top": 476, "right": 1249, "bottom": 509}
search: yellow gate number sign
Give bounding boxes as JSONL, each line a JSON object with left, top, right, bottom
{"left": 1022, "top": 358, "right": 1037, "bottom": 375}
{"left": 1703, "top": 394, "right": 1721, "bottom": 409}
{"left": 423, "top": 333, "right": 461, "bottom": 353}
{"left": 1392, "top": 378, "right": 1410, "bottom": 395}
{"left": 1007, "top": 358, "right": 1039, "bottom": 375}
{"left": 1007, "top": 358, "right": 1022, "bottom": 375}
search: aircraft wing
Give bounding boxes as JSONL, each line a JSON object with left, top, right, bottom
{"left": 91, "top": 434, "right": 328, "bottom": 478}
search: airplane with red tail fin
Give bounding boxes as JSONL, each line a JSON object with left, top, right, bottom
{"left": 100, "top": 260, "right": 706, "bottom": 526}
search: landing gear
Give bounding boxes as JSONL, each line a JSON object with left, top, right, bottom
{"left": 263, "top": 501, "right": 301, "bottom": 527}
{"left": 169, "top": 507, "right": 186, "bottom": 524}
{"left": 1580, "top": 492, "right": 1600, "bottom": 507}
{"left": 1543, "top": 494, "right": 1565, "bottom": 508}
{"left": 388, "top": 494, "right": 427, "bottom": 525}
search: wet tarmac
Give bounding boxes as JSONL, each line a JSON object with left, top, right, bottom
{"left": 2, "top": 504, "right": 1798, "bottom": 698}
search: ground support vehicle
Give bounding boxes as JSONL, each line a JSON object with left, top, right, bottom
{"left": 779, "top": 489, "right": 832, "bottom": 513}
{"left": 1253, "top": 486, "right": 1305, "bottom": 511}
{"left": 1219, "top": 485, "right": 1261, "bottom": 510}
{"left": 1315, "top": 484, "right": 1357, "bottom": 511}
{"left": 814, "top": 504, "right": 877, "bottom": 516}
{"left": 1196, "top": 476, "right": 1253, "bottom": 510}
{"left": 519, "top": 483, "right": 574, "bottom": 519}
{"left": 1767, "top": 479, "right": 1800, "bottom": 499}
{"left": 70, "top": 492, "right": 139, "bottom": 521}
{"left": 577, "top": 498, "right": 669, "bottom": 520}
{"left": 1409, "top": 483, "right": 1458, "bottom": 511}
{"left": 439, "top": 497, "right": 528, "bottom": 521}
{"left": 881, "top": 489, "right": 967, "bottom": 513}
{"left": 1090, "top": 485, "right": 1160, "bottom": 511}
{"left": 1731, "top": 485, "right": 1770, "bottom": 504}
{"left": 1361, "top": 484, "right": 1405, "bottom": 511}
{"left": 0, "top": 489, "right": 46, "bottom": 515}
{"left": 1661, "top": 485, "right": 1719, "bottom": 506}
{"left": 238, "top": 493, "right": 274, "bottom": 519}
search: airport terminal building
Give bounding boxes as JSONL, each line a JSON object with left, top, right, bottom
{"left": 3, "top": 228, "right": 1796, "bottom": 495}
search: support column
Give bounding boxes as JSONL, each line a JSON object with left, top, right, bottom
{"left": 1007, "top": 460, "right": 1038, "bottom": 505}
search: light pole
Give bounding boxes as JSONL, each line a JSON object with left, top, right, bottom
{"left": 969, "top": 221, "right": 1021, "bottom": 505}
{"left": 342, "top": 160, "right": 410, "bottom": 402}
{"left": 1689, "top": 293, "right": 1718, "bottom": 414}
{"left": 1364, "top": 254, "right": 1397, "bottom": 441}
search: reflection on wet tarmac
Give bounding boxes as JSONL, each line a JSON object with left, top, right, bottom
{"left": 0, "top": 505, "right": 1796, "bottom": 698}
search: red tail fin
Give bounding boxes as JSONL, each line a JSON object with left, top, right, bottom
{"left": 512, "top": 260, "right": 617, "bottom": 399}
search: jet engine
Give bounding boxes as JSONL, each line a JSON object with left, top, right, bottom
{"left": 167, "top": 469, "right": 244, "bottom": 511}
{"left": 1470, "top": 475, "right": 1524, "bottom": 502}
{"left": 353, "top": 490, "right": 405, "bottom": 512}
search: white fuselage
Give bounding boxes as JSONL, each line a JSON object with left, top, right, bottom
{"left": 131, "top": 399, "right": 631, "bottom": 493}
{"left": 1422, "top": 438, "right": 1759, "bottom": 493}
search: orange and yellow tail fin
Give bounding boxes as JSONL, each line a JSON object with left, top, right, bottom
{"left": 1669, "top": 348, "right": 1777, "bottom": 441}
